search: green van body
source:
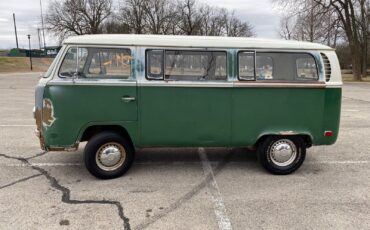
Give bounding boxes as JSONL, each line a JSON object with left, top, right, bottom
{"left": 34, "top": 35, "right": 341, "bottom": 151}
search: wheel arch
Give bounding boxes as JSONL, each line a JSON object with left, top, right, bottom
{"left": 255, "top": 132, "right": 313, "bottom": 148}
{"left": 78, "top": 124, "right": 135, "bottom": 149}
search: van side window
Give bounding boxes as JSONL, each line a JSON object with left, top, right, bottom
{"left": 238, "top": 52, "right": 255, "bottom": 80}
{"left": 256, "top": 54, "right": 274, "bottom": 80}
{"left": 164, "top": 51, "right": 227, "bottom": 81}
{"left": 59, "top": 47, "right": 131, "bottom": 79}
{"left": 146, "top": 50, "right": 227, "bottom": 81}
{"left": 238, "top": 52, "right": 319, "bottom": 81}
{"left": 147, "top": 50, "right": 164, "bottom": 79}
{"left": 86, "top": 48, "right": 131, "bottom": 79}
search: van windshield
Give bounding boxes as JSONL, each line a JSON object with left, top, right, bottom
{"left": 43, "top": 47, "right": 63, "bottom": 78}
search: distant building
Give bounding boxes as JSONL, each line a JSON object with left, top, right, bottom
{"left": 0, "top": 50, "right": 8, "bottom": 56}
{"left": 8, "top": 46, "right": 62, "bottom": 58}
{"left": 45, "top": 46, "right": 61, "bottom": 57}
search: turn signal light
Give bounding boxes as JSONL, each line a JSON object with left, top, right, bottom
{"left": 324, "top": 131, "right": 333, "bottom": 137}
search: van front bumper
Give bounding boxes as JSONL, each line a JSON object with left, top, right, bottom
{"left": 33, "top": 106, "right": 46, "bottom": 150}
{"left": 34, "top": 128, "right": 46, "bottom": 150}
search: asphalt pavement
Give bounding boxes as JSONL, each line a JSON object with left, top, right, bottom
{"left": 0, "top": 72, "right": 369, "bottom": 230}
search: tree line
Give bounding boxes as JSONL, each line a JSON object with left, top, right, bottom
{"left": 276, "top": 0, "right": 370, "bottom": 80}
{"left": 46, "top": 0, "right": 254, "bottom": 41}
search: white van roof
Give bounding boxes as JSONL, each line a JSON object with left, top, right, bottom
{"left": 64, "top": 34, "right": 333, "bottom": 51}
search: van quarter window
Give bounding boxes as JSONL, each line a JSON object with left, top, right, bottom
{"left": 59, "top": 47, "right": 131, "bottom": 79}
{"left": 296, "top": 55, "right": 319, "bottom": 80}
{"left": 238, "top": 52, "right": 319, "bottom": 81}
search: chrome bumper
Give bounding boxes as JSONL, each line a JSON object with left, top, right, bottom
{"left": 33, "top": 106, "right": 45, "bottom": 150}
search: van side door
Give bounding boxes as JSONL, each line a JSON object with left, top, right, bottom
{"left": 138, "top": 49, "right": 232, "bottom": 147}
{"left": 43, "top": 46, "right": 137, "bottom": 147}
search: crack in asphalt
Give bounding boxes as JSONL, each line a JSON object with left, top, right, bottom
{"left": 25, "top": 151, "right": 48, "bottom": 160}
{"left": 135, "top": 148, "right": 234, "bottom": 230}
{"left": 0, "top": 173, "right": 42, "bottom": 190}
{"left": 0, "top": 153, "right": 131, "bottom": 230}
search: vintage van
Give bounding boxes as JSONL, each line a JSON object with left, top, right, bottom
{"left": 34, "top": 35, "right": 341, "bottom": 179}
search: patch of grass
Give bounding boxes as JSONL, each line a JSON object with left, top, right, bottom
{"left": 342, "top": 69, "right": 370, "bottom": 82}
{"left": 0, "top": 57, "right": 53, "bottom": 73}
{"left": 0, "top": 57, "right": 16, "bottom": 64}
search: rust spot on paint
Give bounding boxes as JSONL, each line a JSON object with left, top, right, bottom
{"left": 48, "top": 143, "right": 79, "bottom": 152}
{"left": 42, "top": 99, "right": 55, "bottom": 127}
{"left": 35, "top": 107, "right": 42, "bottom": 130}
{"left": 34, "top": 107, "right": 46, "bottom": 150}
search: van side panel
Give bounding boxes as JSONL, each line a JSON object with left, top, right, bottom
{"left": 231, "top": 87, "right": 341, "bottom": 146}
{"left": 42, "top": 84, "right": 138, "bottom": 148}
{"left": 318, "top": 87, "right": 341, "bottom": 144}
{"left": 138, "top": 86, "right": 232, "bottom": 147}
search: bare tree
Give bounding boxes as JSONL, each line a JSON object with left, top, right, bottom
{"left": 103, "top": 20, "right": 130, "bottom": 34}
{"left": 279, "top": 14, "right": 295, "bottom": 40}
{"left": 46, "top": 0, "right": 112, "bottom": 39}
{"left": 142, "top": 0, "right": 176, "bottom": 34}
{"left": 177, "top": 0, "right": 203, "bottom": 35}
{"left": 196, "top": 5, "right": 254, "bottom": 37}
{"left": 119, "top": 0, "right": 147, "bottom": 34}
{"left": 198, "top": 6, "right": 224, "bottom": 36}
{"left": 278, "top": 0, "right": 340, "bottom": 43}
{"left": 275, "top": 0, "right": 369, "bottom": 80}
{"left": 225, "top": 11, "right": 254, "bottom": 37}
{"left": 312, "top": 0, "right": 369, "bottom": 80}
{"left": 296, "top": 1, "right": 328, "bottom": 42}
{"left": 359, "top": 0, "right": 370, "bottom": 77}
{"left": 48, "top": 0, "right": 254, "bottom": 41}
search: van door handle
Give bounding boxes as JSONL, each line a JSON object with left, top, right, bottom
{"left": 121, "top": 96, "right": 136, "bottom": 102}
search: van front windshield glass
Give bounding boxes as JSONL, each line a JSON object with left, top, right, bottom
{"left": 43, "top": 48, "right": 63, "bottom": 78}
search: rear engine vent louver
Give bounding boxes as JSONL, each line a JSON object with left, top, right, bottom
{"left": 321, "top": 53, "right": 331, "bottom": 82}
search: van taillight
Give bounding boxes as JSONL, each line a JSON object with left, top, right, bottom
{"left": 324, "top": 131, "right": 333, "bottom": 137}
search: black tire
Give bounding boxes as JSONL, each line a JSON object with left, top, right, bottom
{"left": 257, "top": 136, "right": 306, "bottom": 175}
{"left": 84, "top": 131, "right": 134, "bottom": 179}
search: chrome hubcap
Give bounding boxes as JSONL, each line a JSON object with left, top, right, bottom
{"left": 96, "top": 142, "right": 126, "bottom": 171}
{"left": 269, "top": 139, "right": 297, "bottom": 167}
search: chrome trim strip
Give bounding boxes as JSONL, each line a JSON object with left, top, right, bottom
{"left": 64, "top": 43, "right": 333, "bottom": 51}
{"left": 138, "top": 81, "right": 233, "bottom": 88}
{"left": 325, "top": 84, "right": 342, "bottom": 88}
{"left": 48, "top": 79, "right": 137, "bottom": 87}
{"left": 233, "top": 83, "right": 327, "bottom": 88}
{"left": 47, "top": 79, "right": 342, "bottom": 88}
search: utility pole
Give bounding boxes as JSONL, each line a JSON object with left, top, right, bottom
{"left": 37, "top": 28, "right": 42, "bottom": 50}
{"left": 13, "top": 13, "right": 19, "bottom": 49}
{"left": 27, "top": 35, "right": 33, "bottom": 71}
{"left": 39, "top": 0, "right": 46, "bottom": 50}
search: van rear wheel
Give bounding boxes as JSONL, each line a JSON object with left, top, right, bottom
{"left": 257, "top": 136, "right": 306, "bottom": 175}
{"left": 84, "top": 131, "right": 134, "bottom": 179}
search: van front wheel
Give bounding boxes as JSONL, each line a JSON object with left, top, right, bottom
{"left": 84, "top": 131, "right": 134, "bottom": 179}
{"left": 257, "top": 136, "right": 306, "bottom": 175}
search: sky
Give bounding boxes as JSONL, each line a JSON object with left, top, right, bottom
{"left": 0, "top": 0, "right": 283, "bottom": 50}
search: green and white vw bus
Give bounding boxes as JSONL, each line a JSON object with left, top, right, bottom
{"left": 34, "top": 35, "right": 341, "bottom": 179}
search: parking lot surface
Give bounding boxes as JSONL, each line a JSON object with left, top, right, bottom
{"left": 0, "top": 72, "right": 369, "bottom": 230}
